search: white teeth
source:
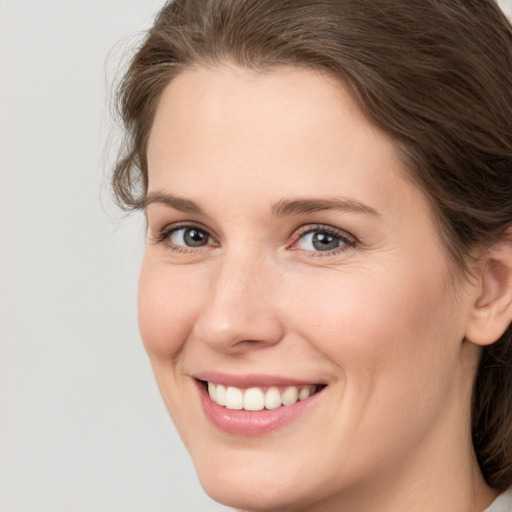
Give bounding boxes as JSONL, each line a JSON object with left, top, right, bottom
{"left": 207, "top": 382, "right": 319, "bottom": 410}
{"left": 281, "top": 386, "right": 299, "bottom": 406}
{"left": 208, "top": 381, "right": 216, "bottom": 402}
{"left": 244, "top": 387, "right": 265, "bottom": 411}
{"left": 264, "top": 387, "right": 282, "bottom": 410}
{"left": 299, "top": 385, "right": 315, "bottom": 400}
{"left": 216, "top": 384, "right": 227, "bottom": 406}
{"left": 225, "top": 386, "right": 244, "bottom": 410}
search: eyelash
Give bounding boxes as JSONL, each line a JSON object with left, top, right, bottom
{"left": 152, "top": 222, "right": 215, "bottom": 254}
{"left": 152, "top": 222, "right": 357, "bottom": 257}
{"left": 290, "top": 224, "right": 356, "bottom": 256}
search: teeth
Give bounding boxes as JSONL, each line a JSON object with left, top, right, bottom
{"left": 225, "top": 386, "right": 244, "bottom": 410}
{"left": 265, "top": 387, "right": 282, "bottom": 410}
{"left": 244, "top": 387, "right": 265, "bottom": 411}
{"left": 299, "top": 386, "right": 312, "bottom": 400}
{"left": 207, "top": 383, "right": 318, "bottom": 410}
{"left": 216, "top": 384, "right": 227, "bottom": 406}
{"left": 281, "top": 386, "right": 299, "bottom": 406}
{"left": 208, "top": 381, "right": 216, "bottom": 401}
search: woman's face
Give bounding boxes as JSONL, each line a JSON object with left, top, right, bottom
{"left": 140, "top": 66, "right": 481, "bottom": 510}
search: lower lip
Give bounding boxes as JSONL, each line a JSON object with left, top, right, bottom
{"left": 196, "top": 381, "right": 323, "bottom": 436}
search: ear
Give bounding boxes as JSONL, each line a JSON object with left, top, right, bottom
{"left": 465, "top": 228, "right": 512, "bottom": 346}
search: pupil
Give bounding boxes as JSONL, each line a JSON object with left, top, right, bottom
{"left": 312, "top": 232, "right": 339, "bottom": 251}
{"left": 184, "top": 228, "right": 207, "bottom": 247}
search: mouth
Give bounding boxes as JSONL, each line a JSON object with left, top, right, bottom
{"left": 194, "top": 375, "right": 327, "bottom": 436}
{"left": 200, "top": 380, "right": 326, "bottom": 411}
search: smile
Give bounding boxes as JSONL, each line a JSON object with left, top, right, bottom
{"left": 207, "top": 382, "right": 319, "bottom": 410}
{"left": 195, "top": 376, "right": 327, "bottom": 435}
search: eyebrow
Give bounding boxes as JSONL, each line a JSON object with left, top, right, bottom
{"left": 143, "top": 191, "right": 379, "bottom": 218}
{"left": 271, "top": 197, "right": 380, "bottom": 218}
{"left": 143, "top": 191, "right": 206, "bottom": 215}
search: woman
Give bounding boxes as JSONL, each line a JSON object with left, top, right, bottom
{"left": 112, "top": 1, "right": 512, "bottom": 510}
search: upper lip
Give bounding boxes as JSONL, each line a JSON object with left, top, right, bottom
{"left": 193, "top": 371, "right": 326, "bottom": 388}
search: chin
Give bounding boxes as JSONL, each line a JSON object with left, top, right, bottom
{"left": 190, "top": 446, "right": 335, "bottom": 512}
{"left": 198, "top": 470, "right": 310, "bottom": 511}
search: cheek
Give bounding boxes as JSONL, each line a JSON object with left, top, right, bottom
{"left": 138, "top": 257, "right": 203, "bottom": 360}
{"left": 282, "top": 263, "right": 466, "bottom": 466}
{"left": 137, "top": 258, "right": 207, "bottom": 432}
{"left": 287, "top": 261, "right": 460, "bottom": 384}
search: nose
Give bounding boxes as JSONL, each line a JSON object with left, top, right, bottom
{"left": 192, "top": 250, "right": 285, "bottom": 354}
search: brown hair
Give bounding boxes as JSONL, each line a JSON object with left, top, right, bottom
{"left": 112, "top": 0, "right": 512, "bottom": 490}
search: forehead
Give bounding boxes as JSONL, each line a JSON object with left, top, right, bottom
{"left": 147, "top": 65, "right": 404, "bottom": 195}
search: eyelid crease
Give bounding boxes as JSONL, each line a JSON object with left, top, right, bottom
{"left": 292, "top": 223, "right": 356, "bottom": 242}
{"left": 288, "top": 224, "right": 357, "bottom": 256}
{"left": 150, "top": 221, "right": 214, "bottom": 246}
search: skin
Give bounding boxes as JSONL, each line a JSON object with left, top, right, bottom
{"left": 139, "top": 65, "right": 501, "bottom": 511}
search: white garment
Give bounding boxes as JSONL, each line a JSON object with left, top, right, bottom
{"left": 484, "top": 489, "right": 512, "bottom": 512}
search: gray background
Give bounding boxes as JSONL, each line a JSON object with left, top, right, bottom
{"left": 1, "top": 1, "right": 511, "bottom": 511}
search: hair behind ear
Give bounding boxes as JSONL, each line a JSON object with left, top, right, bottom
{"left": 472, "top": 227, "right": 512, "bottom": 491}
{"left": 472, "top": 324, "right": 512, "bottom": 490}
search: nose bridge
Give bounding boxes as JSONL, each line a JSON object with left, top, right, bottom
{"left": 215, "top": 247, "right": 254, "bottom": 299}
{"left": 194, "top": 244, "right": 283, "bottom": 352}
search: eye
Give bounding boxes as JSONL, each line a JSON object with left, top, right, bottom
{"left": 153, "top": 223, "right": 216, "bottom": 252}
{"left": 291, "top": 226, "right": 355, "bottom": 254}
{"left": 168, "top": 226, "right": 211, "bottom": 247}
{"left": 173, "top": 228, "right": 208, "bottom": 247}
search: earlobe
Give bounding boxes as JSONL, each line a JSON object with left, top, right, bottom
{"left": 465, "top": 229, "right": 512, "bottom": 346}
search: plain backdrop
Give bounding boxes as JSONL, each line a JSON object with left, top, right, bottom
{"left": 1, "top": 1, "right": 511, "bottom": 511}
{"left": 0, "top": 1, "right": 229, "bottom": 511}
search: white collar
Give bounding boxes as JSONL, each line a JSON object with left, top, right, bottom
{"left": 484, "top": 489, "right": 512, "bottom": 512}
